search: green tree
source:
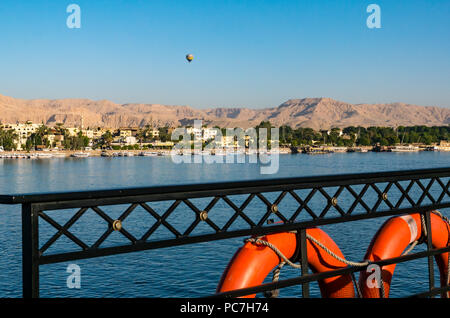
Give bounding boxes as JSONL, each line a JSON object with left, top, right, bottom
{"left": 101, "top": 131, "right": 113, "bottom": 148}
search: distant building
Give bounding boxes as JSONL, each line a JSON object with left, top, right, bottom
{"left": 1, "top": 122, "right": 40, "bottom": 150}
{"left": 66, "top": 127, "right": 81, "bottom": 137}
{"left": 147, "top": 129, "right": 160, "bottom": 139}
{"left": 437, "top": 140, "right": 450, "bottom": 151}
{"left": 92, "top": 128, "right": 109, "bottom": 140}
{"left": 82, "top": 129, "right": 94, "bottom": 139}
{"left": 151, "top": 141, "right": 174, "bottom": 147}
{"left": 202, "top": 128, "right": 219, "bottom": 141}
{"left": 119, "top": 127, "right": 139, "bottom": 138}
{"left": 186, "top": 127, "right": 219, "bottom": 141}
{"left": 341, "top": 134, "right": 352, "bottom": 140}
{"left": 186, "top": 127, "right": 203, "bottom": 140}
{"left": 119, "top": 128, "right": 132, "bottom": 138}
{"left": 122, "top": 136, "right": 137, "bottom": 145}
{"left": 220, "top": 135, "right": 235, "bottom": 148}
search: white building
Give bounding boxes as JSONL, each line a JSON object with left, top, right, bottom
{"left": 66, "top": 127, "right": 81, "bottom": 137}
{"left": 202, "top": 128, "right": 219, "bottom": 141}
{"left": 1, "top": 122, "right": 40, "bottom": 149}
{"left": 123, "top": 136, "right": 137, "bottom": 145}
{"left": 186, "top": 127, "right": 219, "bottom": 141}
{"left": 186, "top": 127, "right": 202, "bottom": 140}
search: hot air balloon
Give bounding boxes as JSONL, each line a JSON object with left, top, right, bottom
{"left": 186, "top": 54, "right": 194, "bottom": 63}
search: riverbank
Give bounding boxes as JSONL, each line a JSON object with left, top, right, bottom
{"left": 0, "top": 148, "right": 295, "bottom": 158}
{"left": 1, "top": 145, "right": 450, "bottom": 159}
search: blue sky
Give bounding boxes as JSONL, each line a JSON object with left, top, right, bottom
{"left": 0, "top": 0, "right": 449, "bottom": 108}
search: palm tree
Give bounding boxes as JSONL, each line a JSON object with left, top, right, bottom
{"left": 143, "top": 124, "right": 152, "bottom": 140}
{"left": 36, "top": 124, "right": 48, "bottom": 137}
{"left": 136, "top": 129, "right": 146, "bottom": 148}
{"left": 101, "top": 130, "right": 113, "bottom": 149}
{"left": 0, "top": 129, "right": 18, "bottom": 151}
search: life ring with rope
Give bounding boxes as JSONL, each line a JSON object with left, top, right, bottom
{"left": 359, "top": 211, "right": 450, "bottom": 298}
{"left": 216, "top": 228, "right": 355, "bottom": 298}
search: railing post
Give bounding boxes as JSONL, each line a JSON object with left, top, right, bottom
{"left": 299, "top": 228, "right": 309, "bottom": 298}
{"left": 22, "top": 203, "right": 39, "bottom": 298}
{"left": 423, "top": 210, "right": 435, "bottom": 297}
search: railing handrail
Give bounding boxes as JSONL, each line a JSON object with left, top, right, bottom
{"left": 1, "top": 166, "right": 449, "bottom": 205}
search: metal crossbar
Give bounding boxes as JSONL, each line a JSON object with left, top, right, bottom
{"left": 0, "top": 167, "right": 449, "bottom": 298}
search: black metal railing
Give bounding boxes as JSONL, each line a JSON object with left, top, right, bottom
{"left": 0, "top": 167, "right": 449, "bottom": 298}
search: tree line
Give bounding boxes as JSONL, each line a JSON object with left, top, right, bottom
{"left": 275, "top": 124, "right": 450, "bottom": 147}
{"left": 0, "top": 125, "right": 89, "bottom": 151}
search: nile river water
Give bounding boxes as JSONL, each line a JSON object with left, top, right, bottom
{"left": 0, "top": 152, "right": 449, "bottom": 297}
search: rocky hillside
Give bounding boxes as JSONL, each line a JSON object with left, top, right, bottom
{"left": 0, "top": 94, "right": 448, "bottom": 129}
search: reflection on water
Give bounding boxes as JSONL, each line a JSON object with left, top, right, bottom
{"left": 0, "top": 152, "right": 448, "bottom": 297}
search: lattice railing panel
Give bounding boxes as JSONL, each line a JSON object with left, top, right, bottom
{"left": 30, "top": 173, "right": 450, "bottom": 259}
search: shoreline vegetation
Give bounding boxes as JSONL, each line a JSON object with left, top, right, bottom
{"left": 0, "top": 121, "right": 449, "bottom": 159}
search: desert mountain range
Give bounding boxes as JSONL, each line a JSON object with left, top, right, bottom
{"left": 0, "top": 94, "right": 449, "bottom": 130}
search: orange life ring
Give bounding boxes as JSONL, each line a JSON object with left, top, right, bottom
{"left": 216, "top": 228, "right": 355, "bottom": 298}
{"left": 359, "top": 212, "right": 450, "bottom": 298}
